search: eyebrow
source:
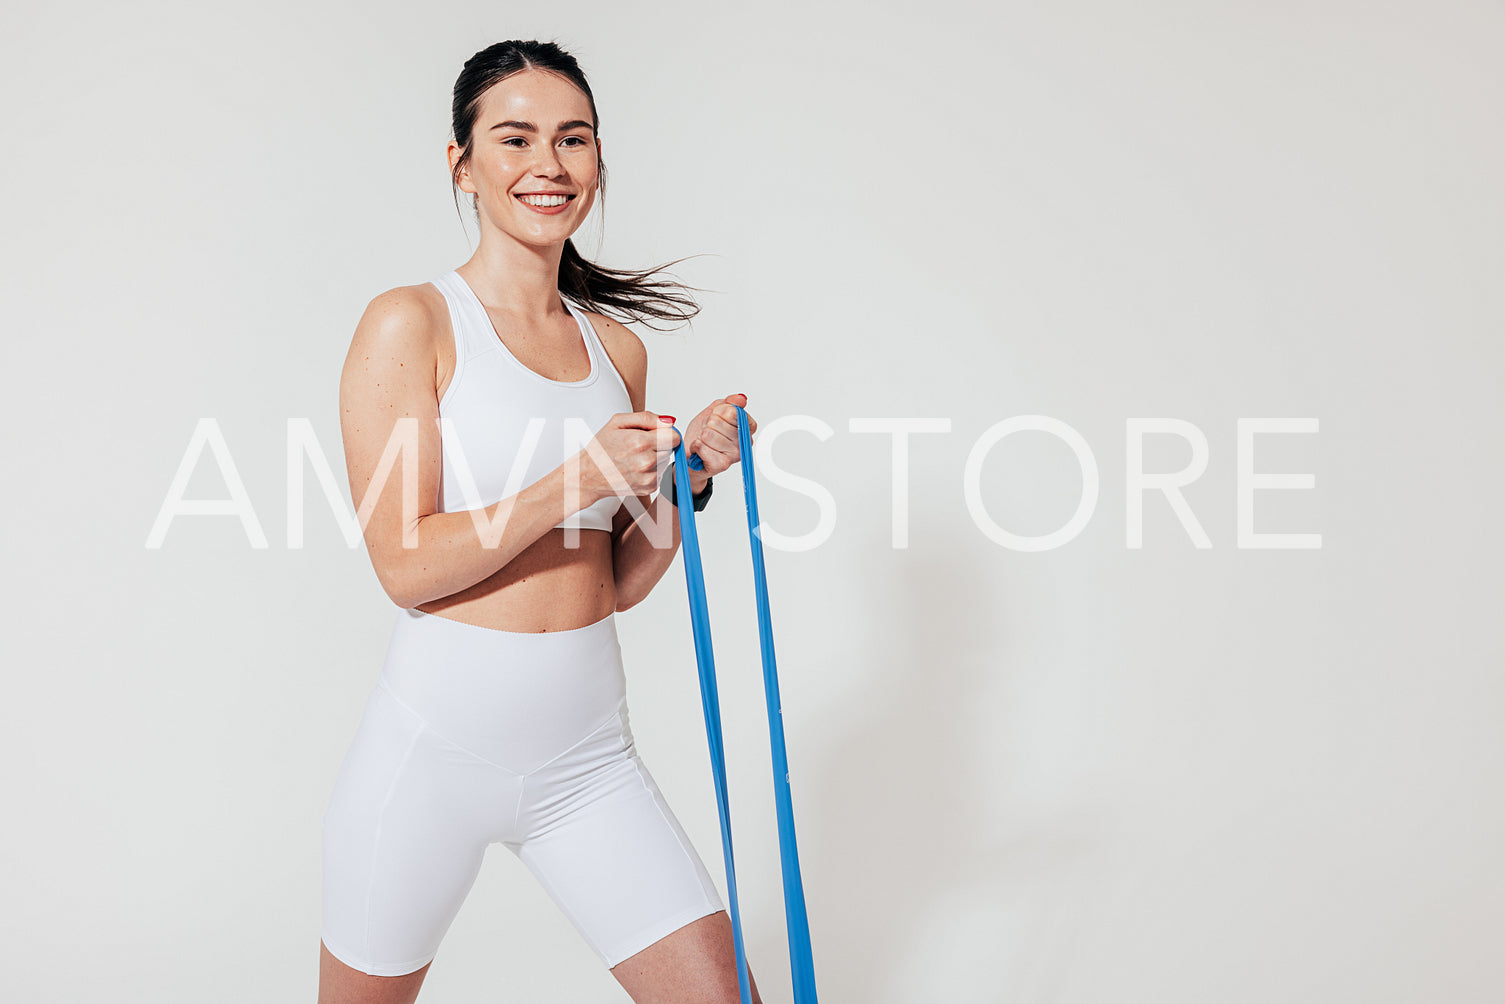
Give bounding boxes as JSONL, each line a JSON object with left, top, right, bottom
{"left": 488, "top": 119, "right": 594, "bottom": 133}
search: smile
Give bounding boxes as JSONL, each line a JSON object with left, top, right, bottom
{"left": 515, "top": 193, "right": 576, "bottom": 213}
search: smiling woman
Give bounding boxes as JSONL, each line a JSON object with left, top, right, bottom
{"left": 446, "top": 51, "right": 704, "bottom": 333}
{"left": 318, "top": 38, "right": 761, "bottom": 1004}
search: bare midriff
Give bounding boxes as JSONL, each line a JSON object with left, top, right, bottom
{"left": 414, "top": 527, "right": 617, "bottom": 633}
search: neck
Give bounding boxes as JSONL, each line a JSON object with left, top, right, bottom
{"left": 459, "top": 233, "right": 571, "bottom": 327}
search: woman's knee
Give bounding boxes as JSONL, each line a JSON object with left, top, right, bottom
{"left": 318, "top": 940, "right": 431, "bottom": 1004}
{"left": 609, "top": 911, "right": 763, "bottom": 1004}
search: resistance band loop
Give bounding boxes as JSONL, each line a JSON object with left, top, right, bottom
{"left": 669, "top": 405, "right": 819, "bottom": 1004}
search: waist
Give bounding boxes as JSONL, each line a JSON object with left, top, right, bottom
{"left": 378, "top": 606, "right": 627, "bottom": 773}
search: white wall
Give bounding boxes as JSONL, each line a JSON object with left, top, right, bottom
{"left": 2, "top": 1, "right": 1501, "bottom": 1001}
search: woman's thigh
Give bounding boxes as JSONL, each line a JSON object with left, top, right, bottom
{"left": 509, "top": 709, "right": 727, "bottom": 971}
{"left": 321, "top": 680, "right": 516, "bottom": 978}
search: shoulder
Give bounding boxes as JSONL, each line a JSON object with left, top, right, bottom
{"left": 585, "top": 308, "right": 646, "bottom": 367}
{"left": 341, "top": 282, "right": 449, "bottom": 391}
{"left": 583, "top": 308, "right": 648, "bottom": 407}
{"left": 354, "top": 282, "right": 448, "bottom": 350}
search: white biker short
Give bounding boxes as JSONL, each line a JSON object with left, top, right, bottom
{"left": 321, "top": 607, "right": 725, "bottom": 976}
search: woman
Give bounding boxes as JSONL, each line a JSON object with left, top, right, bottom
{"left": 320, "top": 39, "right": 762, "bottom": 1004}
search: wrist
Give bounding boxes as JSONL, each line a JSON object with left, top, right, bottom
{"left": 659, "top": 467, "right": 714, "bottom": 511}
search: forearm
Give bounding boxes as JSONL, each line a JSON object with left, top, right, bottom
{"left": 373, "top": 465, "right": 587, "bottom": 609}
{"left": 613, "top": 469, "right": 710, "bottom": 611}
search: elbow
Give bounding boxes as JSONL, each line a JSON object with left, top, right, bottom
{"left": 614, "top": 582, "right": 641, "bottom": 614}
{"left": 374, "top": 559, "right": 423, "bottom": 612}
{"left": 367, "top": 516, "right": 437, "bottom": 611}
{"left": 381, "top": 579, "right": 420, "bottom": 612}
{"left": 386, "top": 586, "right": 421, "bottom": 612}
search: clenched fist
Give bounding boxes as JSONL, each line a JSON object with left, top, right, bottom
{"left": 576, "top": 411, "right": 681, "bottom": 503}
{"left": 680, "top": 393, "right": 757, "bottom": 477}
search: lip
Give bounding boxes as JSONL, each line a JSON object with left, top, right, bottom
{"left": 514, "top": 193, "right": 576, "bottom": 216}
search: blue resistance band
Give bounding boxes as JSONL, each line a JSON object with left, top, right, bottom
{"left": 667, "top": 405, "right": 819, "bottom": 1004}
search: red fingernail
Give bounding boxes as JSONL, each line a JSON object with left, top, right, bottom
{"left": 660, "top": 415, "right": 675, "bottom": 423}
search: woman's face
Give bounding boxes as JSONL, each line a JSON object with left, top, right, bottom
{"left": 451, "top": 68, "right": 601, "bottom": 248}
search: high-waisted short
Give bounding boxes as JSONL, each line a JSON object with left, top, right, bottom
{"left": 320, "top": 607, "right": 725, "bottom": 977}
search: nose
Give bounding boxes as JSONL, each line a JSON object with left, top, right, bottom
{"left": 530, "top": 143, "right": 565, "bottom": 177}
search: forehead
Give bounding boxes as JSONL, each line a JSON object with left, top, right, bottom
{"left": 477, "top": 69, "right": 593, "bottom": 128}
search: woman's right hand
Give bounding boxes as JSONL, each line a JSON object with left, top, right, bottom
{"left": 576, "top": 411, "right": 681, "bottom": 504}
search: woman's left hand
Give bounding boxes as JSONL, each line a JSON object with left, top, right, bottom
{"left": 682, "top": 393, "right": 757, "bottom": 477}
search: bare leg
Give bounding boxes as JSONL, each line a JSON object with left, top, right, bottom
{"left": 610, "top": 911, "right": 764, "bottom": 1004}
{"left": 317, "top": 941, "right": 431, "bottom": 1004}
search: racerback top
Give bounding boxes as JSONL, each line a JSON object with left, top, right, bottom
{"left": 428, "top": 268, "right": 632, "bottom": 530}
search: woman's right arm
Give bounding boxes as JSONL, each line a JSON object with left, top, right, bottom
{"left": 339, "top": 287, "right": 591, "bottom": 609}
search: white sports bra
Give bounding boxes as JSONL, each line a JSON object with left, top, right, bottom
{"left": 428, "top": 268, "right": 632, "bottom": 531}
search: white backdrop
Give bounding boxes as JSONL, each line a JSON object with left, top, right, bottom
{"left": 2, "top": 2, "right": 1501, "bottom": 1002}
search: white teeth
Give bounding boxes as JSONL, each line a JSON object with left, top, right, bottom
{"left": 518, "top": 194, "right": 570, "bottom": 207}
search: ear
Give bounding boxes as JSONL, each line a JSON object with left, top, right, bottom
{"left": 447, "top": 140, "right": 474, "bottom": 195}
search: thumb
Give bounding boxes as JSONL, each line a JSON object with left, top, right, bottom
{"left": 619, "top": 410, "right": 665, "bottom": 430}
